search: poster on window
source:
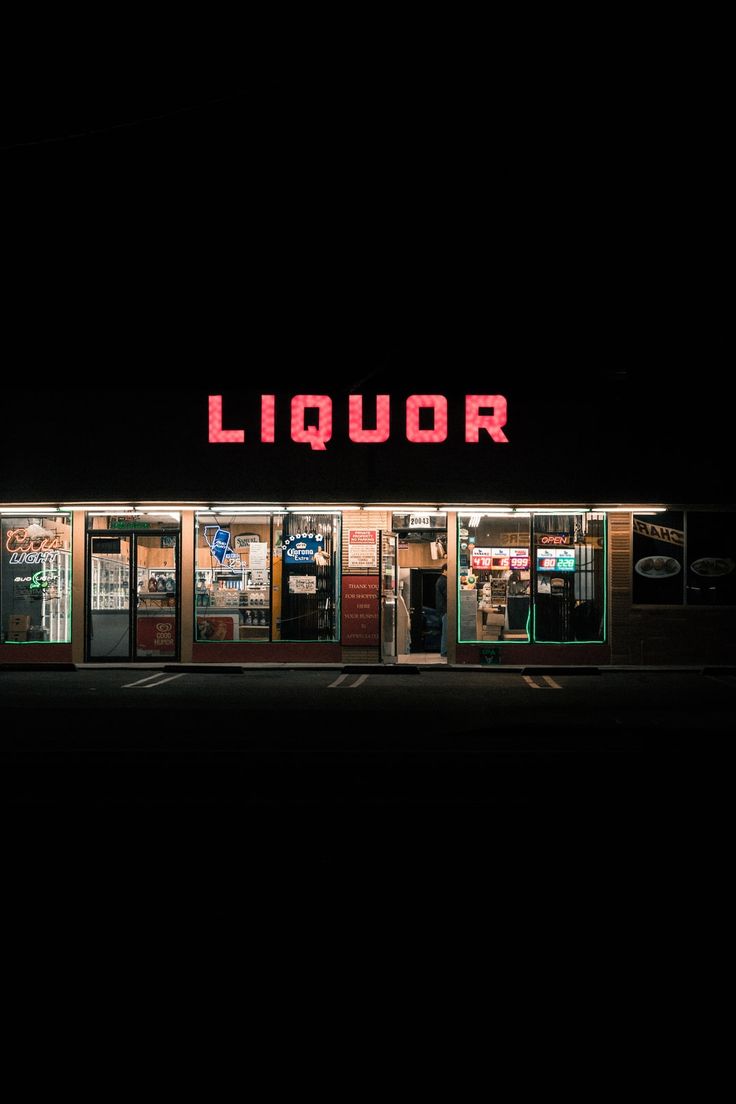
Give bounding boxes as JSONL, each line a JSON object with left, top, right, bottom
{"left": 632, "top": 512, "right": 684, "bottom": 604}
{"left": 249, "top": 543, "right": 269, "bottom": 570}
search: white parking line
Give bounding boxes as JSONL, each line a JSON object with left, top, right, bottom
{"left": 124, "top": 673, "right": 185, "bottom": 690}
{"left": 124, "top": 673, "right": 168, "bottom": 689}
{"left": 142, "top": 674, "right": 185, "bottom": 689}
{"left": 329, "top": 674, "right": 370, "bottom": 690}
{"left": 706, "top": 676, "right": 736, "bottom": 691}
{"left": 523, "top": 675, "right": 562, "bottom": 690}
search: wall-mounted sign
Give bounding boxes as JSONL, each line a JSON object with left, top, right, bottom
{"left": 392, "top": 513, "right": 447, "bottom": 532}
{"left": 109, "top": 518, "right": 151, "bottom": 530}
{"left": 348, "top": 529, "right": 379, "bottom": 569}
{"left": 341, "top": 576, "right": 380, "bottom": 645}
{"left": 537, "top": 548, "right": 576, "bottom": 572}
{"left": 208, "top": 395, "right": 509, "bottom": 451}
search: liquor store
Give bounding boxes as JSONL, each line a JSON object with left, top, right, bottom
{"left": 1, "top": 389, "right": 734, "bottom": 667}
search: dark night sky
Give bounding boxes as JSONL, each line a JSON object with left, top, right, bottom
{"left": 3, "top": 70, "right": 726, "bottom": 506}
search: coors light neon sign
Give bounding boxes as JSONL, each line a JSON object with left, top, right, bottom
{"left": 208, "top": 394, "right": 509, "bottom": 452}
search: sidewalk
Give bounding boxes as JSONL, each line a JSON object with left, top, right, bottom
{"left": 3, "top": 661, "right": 735, "bottom": 675}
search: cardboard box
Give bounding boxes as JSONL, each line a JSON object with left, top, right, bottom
{"left": 9, "top": 615, "right": 31, "bottom": 630}
{"left": 7, "top": 631, "right": 29, "bottom": 642}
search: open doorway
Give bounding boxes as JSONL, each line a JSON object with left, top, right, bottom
{"left": 395, "top": 527, "right": 447, "bottom": 663}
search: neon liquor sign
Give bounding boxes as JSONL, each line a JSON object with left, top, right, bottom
{"left": 208, "top": 394, "right": 509, "bottom": 451}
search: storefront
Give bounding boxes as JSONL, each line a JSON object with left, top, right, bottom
{"left": 1, "top": 388, "right": 734, "bottom": 667}
{"left": 2, "top": 501, "right": 734, "bottom": 667}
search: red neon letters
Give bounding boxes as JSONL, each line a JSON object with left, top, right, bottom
{"left": 208, "top": 394, "right": 508, "bottom": 450}
{"left": 6, "top": 529, "right": 63, "bottom": 554}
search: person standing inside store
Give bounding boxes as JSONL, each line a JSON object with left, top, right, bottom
{"left": 436, "top": 562, "right": 448, "bottom": 658}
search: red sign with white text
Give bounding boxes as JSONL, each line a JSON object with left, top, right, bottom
{"left": 341, "top": 576, "right": 380, "bottom": 645}
{"left": 137, "top": 616, "right": 177, "bottom": 656}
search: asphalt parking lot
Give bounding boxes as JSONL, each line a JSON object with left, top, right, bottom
{"left": 2, "top": 666, "right": 732, "bottom": 791}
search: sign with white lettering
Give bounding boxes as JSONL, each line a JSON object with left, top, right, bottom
{"left": 341, "top": 576, "right": 380, "bottom": 645}
{"left": 283, "top": 533, "right": 324, "bottom": 565}
{"left": 537, "top": 548, "right": 576, "bottom": 572}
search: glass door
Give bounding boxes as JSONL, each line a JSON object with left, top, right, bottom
{"left": 88, "top": 535, "right": 132, "bottom": 659}
{"left": 380, "top": 531, "right": 398, "bottom": 662}
{"left": 135, "top": 534, "right": 179, "bottom": 659}
{"left": 87, "top": 530, "right": 180, "bottom": 660}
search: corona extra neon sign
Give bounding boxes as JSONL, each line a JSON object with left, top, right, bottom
{"left": 208, "top": 394, "right": 509, "bottom": 451}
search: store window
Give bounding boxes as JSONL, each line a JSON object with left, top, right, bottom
{"left": 196, "top": 514, "right": 273, "bottom": 643}
{"left": 533, "top": 513, "right": 606, "bottom": 643}
{"left": 632, "top": 510, "right": 685, "bottom": 605}
{"left": 274, "top": 512, "right": 341, "bottom": 642}
{"left": 458, "top": 511, "right": 606, "bottom": 646}
{"left": 1, "top": 513, "right": 72, "bottom": 644}
{"left": 458, "top": 514, "right": 532, "bottom": 644}
{"left": 195, "top": 511, "right": 341, "bottom": 643}
{"left": 633, "top": 510, "right": 736, "bottom": 606}
{"left": 686, "top": 512, "right": 736, "bottom": 606}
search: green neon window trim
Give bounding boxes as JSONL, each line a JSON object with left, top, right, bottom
{"left": 2, "top": 514, "right": 73, "bottom": 645}
{"left": 532, "top": 514, "right": 607, "bottom": 644}
{"left": 455, "top": 521, "right": 531, "bottom": 644}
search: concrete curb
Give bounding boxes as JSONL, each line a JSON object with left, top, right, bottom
{"left": 3, "top": 662, "right": 735, "bottom": 676}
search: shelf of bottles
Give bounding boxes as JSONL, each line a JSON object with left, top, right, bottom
{"left": 196, "top": 569, "right": 271, "bottom": 631}
{"left": 41, "top": 549, "right": 72, "bottom": 642}
{"left": 138, "top": 569, "right": 177, "bottom": 606}
{"left": 91, "top": 556, "right": 130, "bottom": 611}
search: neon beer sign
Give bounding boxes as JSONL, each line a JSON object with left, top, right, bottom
{"left": 5, "top": 528, "right": 64, "bottom": 566}
{"left": 208, "top": 394, "right": 509, "bottom": 451}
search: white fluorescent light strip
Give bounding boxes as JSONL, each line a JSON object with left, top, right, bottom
{"left": 64, "top": 506, "right": 135, "bottom": 513}
{"left": 453, "top": 511, "right": 531, "bottom": 518}
{"left": 1, "top": 507, "right": 61, "bottom": 514}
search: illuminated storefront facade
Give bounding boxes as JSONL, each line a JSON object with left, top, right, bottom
{"left": 1, "top": 390, "right": 734, "bottom": 666}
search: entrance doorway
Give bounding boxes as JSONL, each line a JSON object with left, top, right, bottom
{"left": 87, "top": 530, "right": 180, "bottom": 661}
{"left": 396, "top": 527, "right": 447, "bottom": 663}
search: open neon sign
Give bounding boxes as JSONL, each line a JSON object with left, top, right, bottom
{"left": 208, "top": 394, "right": 509, "bottom": 451}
